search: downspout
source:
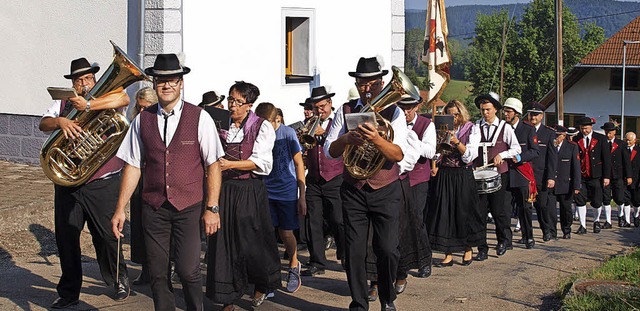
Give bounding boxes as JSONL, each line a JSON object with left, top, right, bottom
{"left": 138, "top": 0, "right": 145, "bottom": 72}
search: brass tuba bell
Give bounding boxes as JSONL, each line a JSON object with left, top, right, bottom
{"left": 40, "top": 41, "right": 149, "bottom": 187}
{"left": 343, "top": 66, "right": 421, "bottom": 179}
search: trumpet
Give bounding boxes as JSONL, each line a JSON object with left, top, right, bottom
{"left": 298, "top": 115, "right": 321, "bottom": 150}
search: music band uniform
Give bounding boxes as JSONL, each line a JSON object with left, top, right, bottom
{"left": 550, "top": 126, "right": 581, "bottom": 238}
{"left": 601, "top": 122, "right": 632, "bottom": 228}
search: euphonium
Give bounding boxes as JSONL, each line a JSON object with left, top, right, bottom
{"left": 40, "top": 41, "right": 149, "bottom": 187}
{"left": 343, "top": 66, "right": 421, "bottom": 179}
{"left": 299, "top": 115, "right": 321, "bottom": 150}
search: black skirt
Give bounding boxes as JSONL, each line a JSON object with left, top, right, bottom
{"left": 205, "top": 178, "right": 281, "bottom": 305}
{"left": 426, "top": 166, "right": 485, "bottom": 253}
{"left": 398, "top": 178, "right": 432, "bottom": 271}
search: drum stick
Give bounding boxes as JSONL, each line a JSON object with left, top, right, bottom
{"left": 115, "top": 235, "right": 120, "bottom": 290}
{"left": 475, "top": 163, "right": 496, "bottom": 170}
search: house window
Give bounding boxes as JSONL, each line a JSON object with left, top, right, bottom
{"left": 610, "top": 68, "right": 640, "bottom": 91}
{"left": 544, "top": 112, "right": 585, "bottom": 128}
{"left": 283, "top": 8, "right": 314, "bottom": 84}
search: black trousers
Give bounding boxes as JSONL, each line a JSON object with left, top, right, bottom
{"left": 575, "top": 178, "right": 604, "bottom": 208}
{"left": 342, "top": 180, "right": 401, "bottom": 311}
{"left": 554, "top": 192, "right": 574, "bottom": 235}
{"left": 534, "top": 185, "right": 557, "bottom": 237}
{"left": 143, "top": 201, "right": 203, "bottom": 311}
{"left": 478, "top": 173, "right": 512, "bottom": 252}
{"left": 603, "top": 178, "right": 626, "bottom": 206}
{"left": 305, "top": 176, "right": 345, "bottom": 268}
{"left": 130, "top": 180, "right": 146, "bottom": 264}
{"left": 508, "top": 185, "right": 533, "bottom": 240}
{"left": 54, "top": 175, "right": 126, "bottom": 300}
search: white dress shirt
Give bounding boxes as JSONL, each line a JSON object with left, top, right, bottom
{"left": 324, "top": 99, "right": 409, "bottom": 160}
{"left": 477, "top": 117, "right": 521, "bottom": 160}
{"left": 117, "top": 101, "right": 225, "bottom": 168}
{"left": 225, "top": 118, "right": 275, "bottom": 175}
{"left": 399, "top": 114, "right": 437, "bottom": 174}
{"left": 459, "top": 122, "right": 481, "bottom": 164}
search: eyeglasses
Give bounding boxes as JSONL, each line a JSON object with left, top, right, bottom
{"left": 313, "top": 101, "right": 331, "bottom": 111}
{"left": 227, "top": 97, "right": 248, "bottom": 106}
{"left": 154, "top": 78, "right": 182, "bottom": 88}
{"left": 73, "top": 75, "right": 95, "bottom": 85}
{"left": 355, "top": 80, "right": 382, "bottom": 91}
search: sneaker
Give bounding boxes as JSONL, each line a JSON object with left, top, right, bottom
{"left": 286, "top": 262, "right": 302, "bottom": 293}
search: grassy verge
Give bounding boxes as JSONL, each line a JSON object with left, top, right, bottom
{"left": 558, "top": 248, "right": 640, "bottom": 310}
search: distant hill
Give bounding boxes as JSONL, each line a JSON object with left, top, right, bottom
{"left": 406, "top": 0, "right": 640, "bottom": 40}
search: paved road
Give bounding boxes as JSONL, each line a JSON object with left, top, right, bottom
{"left": 0, "top": 160, "right": 638, "bottom": 310}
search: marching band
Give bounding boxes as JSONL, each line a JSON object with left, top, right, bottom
{"left": 40, "top": 52, "right": 640, "bottom": 311}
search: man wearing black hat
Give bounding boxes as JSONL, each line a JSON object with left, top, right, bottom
{"left": 112, "top": 54, "right": 225, "bottom": 311}
{"left": 39, "top": 57, "right": 131, "bottom": 308}
{"left": 198, "top": 90, "right": 225, "bottom": 109}
{"left": 527, "top": 103, "right": 558, "bottom": 241}
{"left": 473, "top": 93, "right": 521, "bottom": 260}
{"left": 300, "top": 100, "right": 314, "bottom": 123}
{"left": 572, "top": 117, "right": 611, "bottom": 234}
{"left": 600, "top": 122, "right": 632, "bottom": 229}
{"left": 300, "top": 86, "right": 346, "bottom": 278}
{"left": 325, "top": 56, "right": 408, "bottom": 311}
{"left": 550, "top": 126, "right": 581, "bottom": 239}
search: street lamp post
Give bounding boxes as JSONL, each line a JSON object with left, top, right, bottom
{"left": 622, "top": 40, "right": 640, "bottom": 133}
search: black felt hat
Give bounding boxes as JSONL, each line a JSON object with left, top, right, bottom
{"left": 348, "top": 57, "right": 389, "bottom": 79}
{"left": 474, "top": 92, "right": 501, "bottom": 110}
{"left": 527, "top": 102, "right": 546, "bottom": 114}
{"left": 553, "top": 125, "right": 568, "bottom": 134}
{"left": 299, "top": 99, "right": 313, "bottom": 110}
{"left": 198, "top": 91, "right": 225, "bottom": 107}
{"left": 306, "top": 86, "right": 335, "bottom": 103}
{"left": 567, "top": 126, "right": 579, "bottom": 136}
{"left": 145, "top": 54, "right": 191, "bottom": 77}
{"left": 575, "top": 116, "right": 596, "bottom": 126}
{"left": 64, "top": 57, "right": 100, "bottom": 79}
{"left": 600, "top": 122, "right": 618, "bottom": 132}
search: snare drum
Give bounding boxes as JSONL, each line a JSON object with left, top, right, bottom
{"left": 474, "top": 169, "right": 501, "bottom": 194}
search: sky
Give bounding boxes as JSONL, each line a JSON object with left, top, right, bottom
{"left": 405, "top": 0, "right": 640, "bottom": 9}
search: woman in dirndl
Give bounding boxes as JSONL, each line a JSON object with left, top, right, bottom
{"left": 426, "top": 100, "right": 484, "bottom": 266}
{"left": 206, "top": 81, "right": 280, "bottom": 311}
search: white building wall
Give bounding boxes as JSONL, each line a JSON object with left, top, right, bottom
{"left": 183, "top": 0, "right": 401, "bottom": 123}
{"left": 0, "top": 1, "right": 129, "bottom": 116}
{"left": 546, "top": 68, "right": 640, "bottom": 128}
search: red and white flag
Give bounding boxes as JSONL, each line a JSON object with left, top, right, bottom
{"left": 421, "top": 0, "right": 451, "bottom": 105}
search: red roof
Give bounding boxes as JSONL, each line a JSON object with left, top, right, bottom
{"left": 578, "top": 16, "right": 640, "bottom": 67}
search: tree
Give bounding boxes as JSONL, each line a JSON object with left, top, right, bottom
{"left": 465, "top": 0, "right": 605, "bottom": 105}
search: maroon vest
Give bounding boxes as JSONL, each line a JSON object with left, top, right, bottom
{"left": 306, "top": 118, "right": 344, "bottom": 182}
{"left": 475, "top": 120, "right": 509, "bottom": 174}
{"left": 58, "top": 100, "right": 124, "bottom": 184}
{"left": 140, "top": 102, "right": 204, "bottom": 211}
{"left": 218, "top": 111, "right": 264, "bottom": 180}
{"left": 407, "top": 115, "right": 432, "bottom": 187}
{"left": 342, "top": 101, "right": 400, "bottom": 190}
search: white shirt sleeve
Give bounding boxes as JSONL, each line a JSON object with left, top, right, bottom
{"left": 421, "top": 122, "right": 437, "bottom": 159}
{"left": 42, "top": 100, "right": 62, "bottom": 119}
{"left": 499, "top": 123, "right": 522, "bottom": 159}
{"left": 248, "top": 120, "right": 276, "bottom": 175}
{"left": 398, "top": 130, "right": 421, "bottom": 174}
{"left": 198, "top": 110, "right": 225, "bottom": 166}
{"left": 324, "top": 105, "right": 346, "bottom": 160}
{"left": 461, "top": 124, "right": 480, "bottom": 164}
{"left": 116, "top": 114, "right": 144, "bottom": 168}
{"left": 389, "top": 106, "right": 409, "bottom": 158}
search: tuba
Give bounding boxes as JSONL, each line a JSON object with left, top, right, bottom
{"left": 299, "top": 115, "right": 321, "bottom": 150}
{"left": 40, "top": 41, "right": 149, "bottom": 187}
{"left": 343, "top": 66, "right": 421, "bottom": 179}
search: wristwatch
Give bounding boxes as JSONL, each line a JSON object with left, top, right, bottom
{"left": 206, "top": 205, "right": 219, "bottom": 213}
{"left": 85, "top": 100, "right": 91, "bottom": 112}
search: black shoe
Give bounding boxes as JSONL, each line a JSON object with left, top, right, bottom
{"left": 113, "top": 275, "right": 130, "bottom": 301}
{"left": 525, "top": 239, "right": 535, "bottom": 249}
{"left": 434, "top": 260, "right": 454, "bottom": 267}
{"left": 394, "top": 279, "right": 407, "bottom": 294}
{"left": 516, "top": 238, "right": 526, "bottom": 244}
{"left": 367, "top": 285, "right": 378, "bottom": 302}
{"left": 563, "top": 232, "right": 571, "bottom": 239}
{"left": 514, "top": 227, "right": 521, "bottom": 233}
{"left": 576, "top": 226, "right": 587, "bottom": 234}
{"left": 496, "top": 243, "right": 509, "bottom": 256}
{"left": 487, "top": 217, "right": 494, "bottom": 223}
{"left": 623, "top": 222, "right": 631, "bottom": 228}
{"left": 461, "top": 257, "right": 473, "bottom": 266}
{"left": 543, "top": 233, "right": 552, "bottom": 242}
{"left": 603, "top": 222, "right": 612, "bottom": 229}
{"left": 132, "top": 266, "right": 150, "bottom": 286}
{"left": 381, "top": 301, "right": 397, "bottom": 311}
{"left": 51, "top": 297, "right": 79, "bottom": 309}
{"left": 635, "top": 216, "right": 640, "bottom": 227}
{"left": 301, "top": 265, "right": 325, "bottom": 276}
{"left": 618, "top": 216, "right": 623, "bottom": 227}
{"left": 475, "top": 250, "right": 488, "bottom": 261}
{"left": 324, "top": 236, "right": 334, "bottom": 250}
{"left": 252, "top": 291, "right": 267, "bottom": 307}
{"left": 417, "top": 265, "right": 432, "bottom": 278}
{"left": 593, "top": 221, "right": 602, "bottom": 233}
